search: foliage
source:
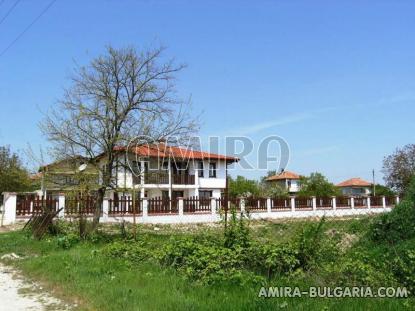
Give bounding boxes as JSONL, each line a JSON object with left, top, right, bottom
{"left": 56, "top": 233, "right": 80, "bottom": 249}
{"left": 228, "top": 175, "right": 260, "bottom": 198}
{"left": 369, "top": 177, "right": 415, "bottom": 244}
{"left": 102, "top": 241, "right": 150, "bottom": 263}
{"left": 0, "top": 145, "right": 35, "bottom": 194}
{"left": 383, "top": 144, "right": 415, "bottom": 193}
{"left": 297, "top": 172, "right": 340, "bottom": 197}
{"left": 373, "top": 184, "right": 396, "bottom": 196}
{"left": 263, "top": 183, "right": 289, "bottom": 198}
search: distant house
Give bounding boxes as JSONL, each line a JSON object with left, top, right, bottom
{"left": 266, "top": 170, "right": 301, "bottom": 194}
{"left": 337, "top": 178, "right": 372, "bottom": 196}
{"left": 38, "top": 157, "right": 99, "bottom": 196}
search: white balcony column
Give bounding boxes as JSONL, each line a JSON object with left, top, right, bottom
{"left": 332, "top": 196, "right": 337, "bottom": 211}
{"left": 168, "top": 157, "right": 172, "bottom": 199}
{"left": 178, "top": 197, "right": 184, "bottom": 217}
{"left": 312, "top": 196, "right": 317, "bottom": 211}
{"left": 382, "top": 196, "right": 386, "bottom": 210}
{"left": 290, "top": 196, "right": 296, "bottom": 213}
{"left": 140, "top": 160, "right": 145, "bottom": 186}
{"left": 2, "top": 192, "right": 17, "bottom": 226}
{"left": 267, "top": 198, "right": 272, "bottom": 214}
{"left": 367, "top": 197, "right": 371, "bottom": 210}
{"left": 142, "top": 198, "right": 148, "bottom": 222}
{"left": 58, "top": 193, "right": 65, "bottom": 218}
{"left": 102, "top": 197, "right": 109, "bottom": 222}
{"left": 350, "top": 197, "right": 355, "bottom": 209}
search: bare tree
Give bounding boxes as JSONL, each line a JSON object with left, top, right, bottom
{"left": 40, "top": 45, "right": 197, "bottom": 231}
{"left": 383, "top": 144, "right": 415, "bottom": 194}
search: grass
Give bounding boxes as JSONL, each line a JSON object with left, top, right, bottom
{"left": 0, "top": 217, "right": 413, "bottom": 310}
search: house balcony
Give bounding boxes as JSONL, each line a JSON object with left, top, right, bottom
{"left": 139, "top": 171, "right": 195, "bottom": 185}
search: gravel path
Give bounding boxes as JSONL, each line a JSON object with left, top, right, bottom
{"left": 0, "top": 263, "right": 73, "bottom": 311}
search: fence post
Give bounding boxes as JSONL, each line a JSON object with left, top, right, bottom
{"left": 332, "top": 196, "right": 337, "bottom": 211}
{"left": 211, "top": 197, "right": 216, "bottom": 215}
{"left": 312, "top": 196, "right": 317, "bottom": 211}
{"left": 290, "top": 196, "right": 296, "bottom": 213}
{"left": 58, "top": 193, "right": 65, "bottom": 218}
{"left": 240, "top": 198, "right": 245, "bottom": 213}
{"left": 367, "top": 197, "right": 371, "bottom": 210}
{"left": 396, "top": 196, "right": 400, "bottom": 205}
{"left": 178, "top": 197, "right": 184, "bottom": 217}
{"left": 350, "top": 197, "right": 355, "bottom": 210}
{"left": 1, "top": 192, "right": 16, "bottom": 226}
{"left": 102, "top": 197, "right": 109, "bottom": 222}
{"left": 267, "top": 198, "right": 272, "bottom": 214}
{"left": 142, "top": 198, "right": 148, "bottom": 222}
{"left": 382, "top": 196, "right": 386, "bottom": 209}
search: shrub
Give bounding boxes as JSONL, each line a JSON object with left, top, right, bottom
{"left": 56, "top": 233, "right": 80, "bottom": 249}
{"left": 101, "top": 241, "right": 150, "bottom": 263}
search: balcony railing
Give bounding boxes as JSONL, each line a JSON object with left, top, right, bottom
{"left": 143, "top": 171, "right": 195, "bottom": 185}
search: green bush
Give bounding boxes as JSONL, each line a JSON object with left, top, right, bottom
{"left": 101, "top": 241, "right": 150, "bottom": 263}
{"left": 369, "top": 200, "right": 415, "bottom": 243}
{"left": 56, "top": 233, "right": 80, "bottom": 249}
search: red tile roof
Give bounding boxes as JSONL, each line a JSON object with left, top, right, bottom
{"left": 266, "top": 171, "right": 300, "bottom": 181}
{"left": 114, "top": 143, "right": 239, "bottom": 162}
{"left": 337, "top": 178, "right": 372, "bottom": 187}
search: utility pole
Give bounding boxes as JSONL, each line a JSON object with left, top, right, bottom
{"left": 372, "top": 169, "right": 376, "bottom": 196}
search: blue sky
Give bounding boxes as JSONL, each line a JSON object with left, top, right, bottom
{"left": 0, "top": 0, "right": 414, "bottom": 183}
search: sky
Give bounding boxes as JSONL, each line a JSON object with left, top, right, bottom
{"left": 0, "top": 0, "right": 414, "bottom": 183}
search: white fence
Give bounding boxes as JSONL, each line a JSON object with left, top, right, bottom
{"left": 1, "top": 192, "right": 400, "bottom": 225}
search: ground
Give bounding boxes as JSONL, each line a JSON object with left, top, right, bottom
{"left": 0, "top": 263, "right": 72, "bottom": 311}
{"left": 0, "top": 216, "right": 413, "bottom": 310}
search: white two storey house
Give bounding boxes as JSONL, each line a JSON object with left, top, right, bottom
{"left": 104, "top": 143, "right": 239, "bottom": 200}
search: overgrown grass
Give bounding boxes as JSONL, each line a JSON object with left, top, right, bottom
{"left": 0, "top": 215, "right": 413, "bottom": 310}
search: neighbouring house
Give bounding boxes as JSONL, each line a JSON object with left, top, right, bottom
{"left": 38, "top": 157, "right": 99, "bottom": 197}
{"left": 265, "top": 170, "right": 301, "bottom": 194}
{"left": 336, "top": 178, "right": 372, "bottom": 196}
{"left": 97, "top": 143, "right": 239, "bottom": 200}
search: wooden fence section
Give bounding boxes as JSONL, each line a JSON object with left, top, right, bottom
{"left": 245, "top": 197, "right": 267, "bottom": 212}
{"left": 385, "top": 196, "right": 396, "bottom": 206}
{"left": 295, "top": 197, "right": 313, "bottom": 209}
{"left": 370, "top": 196, "right": 383, "bottom": 208}
{"left": 271, "top": 197, "right": 291, "bottom": 211}
{"left": 316, "top": 197, "right": 333, "bottom": 210}
{"left": 65, "top": 196, "right": 97, "bottom": 216}
{"left": 148, "top": 197, "right": 178, "bottom": 214}
{"left": 354, "top": 197, "right": 367, "bottom": 208}
{"left": 336, "top": 196, "right": 351, "bottom": 209}
{"left": 215, "top": 197, "right": 241, "bottom": 211}
{"left": 16, "top": 195, "right": 58, "bottom": 216}
{"left": 108, "top": 197, "right": 142, "bottom": 216}
{"left": 184, "top": 196, "right": 211, "bottom": 213}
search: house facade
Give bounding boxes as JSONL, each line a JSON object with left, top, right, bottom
{"left": 265, "top": 170, "right": 301, "bottom": 194}
{"left": 337, "top": 178, "right": 372, "bottom": 196}
{"left": 101, "top": 143, "right": 239, "bottom": 199}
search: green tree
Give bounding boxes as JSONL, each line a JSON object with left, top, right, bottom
{"left": 0, "top": 146, "right": 34, "bottom": 195}
{"left": 297, "top": 172, "right": 340, "bottom": 197}
{"left": 228, "top": 176, "right": 260, "bottom": 198}
{"left": 373, "top": 184, "right": 395, "bottom": 196}
{"left": 383, "top": 144, "right": 415, "bottom": 193}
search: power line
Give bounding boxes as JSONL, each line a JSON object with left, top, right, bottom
{"left": 0, "top": 0, "right": 21, "bottom": 26}
{"left": 0, "top": 0, "right": 57, "bottom": 58}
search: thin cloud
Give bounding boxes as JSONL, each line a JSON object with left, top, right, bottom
{"left": 224, "top": 113, "right": 314, "bottom": 136}
{"left": 299, "top": 145, "right": 340, "bottom": 157}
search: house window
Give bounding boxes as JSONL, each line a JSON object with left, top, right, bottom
{"left": 198, "top": 161, "right": 204, "bottom": 177}
{"left": 209, "top": 162, "right": 217, "bottom": 178}
{"left": 199, "top": 190, "right": 212, "bottom": 199}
